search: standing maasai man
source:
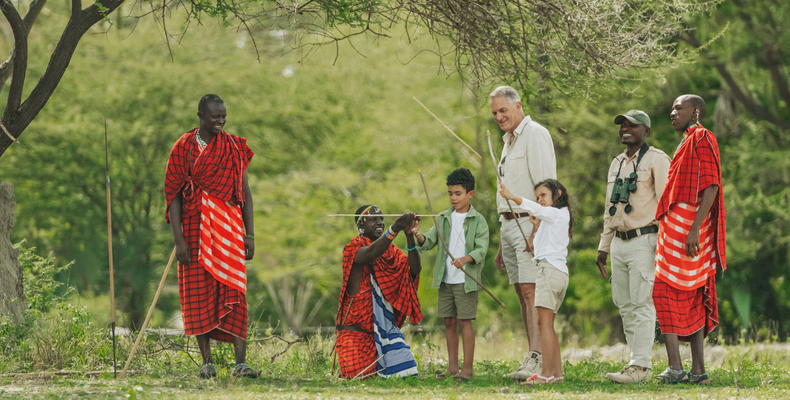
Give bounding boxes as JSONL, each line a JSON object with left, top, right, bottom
{"left": 653, "top": 95, "right": 726, "bottom": 385}
{"left": 165, "top": 94, "right": 258, "bottom": 378}
{"left": 336, "top": 206, "right": 422, "bottom": 379}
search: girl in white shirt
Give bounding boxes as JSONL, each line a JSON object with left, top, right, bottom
{"left": 500, "top": 179, "right": 573, "bottom": 385}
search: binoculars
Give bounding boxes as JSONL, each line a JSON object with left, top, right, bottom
{"left": 609, "top": 172, "right": 638, "bottom": 215}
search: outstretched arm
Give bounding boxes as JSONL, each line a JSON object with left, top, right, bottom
{"left": 405, "top": 224, "right": 421, "bottom": 277}
{"left": 353, "top": 213, "right": 416, "bottom": 266}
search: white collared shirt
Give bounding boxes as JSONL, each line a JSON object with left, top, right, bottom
{"left": 444, "top": 211, "right": 467, "bottom": 284}
{"left": 518, "top": 197, "right": 570, "bottom": 274}
{"left": 496, "top": 116, "right": 557, "bottom": 217}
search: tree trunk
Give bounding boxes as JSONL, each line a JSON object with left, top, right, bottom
{"left": 0, "top": 182, "right": 25, "bottom": 323}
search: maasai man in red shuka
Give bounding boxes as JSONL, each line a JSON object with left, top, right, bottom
{"left": 335, "top": 205, "right": 423, "bottom": 379}
{"left": 653, "top": 94, "right": 726, "bottom": 385}
{"left": 165, "top": 94, "right": 259, "bottom": 379}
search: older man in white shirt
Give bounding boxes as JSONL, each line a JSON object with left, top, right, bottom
{"left": 490, "top": 86, "right": 557, "bottom": 380}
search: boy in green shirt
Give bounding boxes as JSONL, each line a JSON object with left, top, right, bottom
{"left": 415, "top": 168, "right": 489, "bottom": 381}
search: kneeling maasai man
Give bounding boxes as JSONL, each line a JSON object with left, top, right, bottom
{"left": 336, "top": 206, "right": 423, "bottom": 379}
{"left": 164, "top": 94, "right": 258, "bottom": 379}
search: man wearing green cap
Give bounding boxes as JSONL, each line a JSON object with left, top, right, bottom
{"left": 596, "top": 110, "right": 670, "bottom": 383}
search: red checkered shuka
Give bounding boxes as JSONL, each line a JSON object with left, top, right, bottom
{"left": 164, "top": 129, "right": 253, "bottom": 341}
{"left": 335, "top": 235, "right": 422, "bottom": 378}
{"left": 655, "top": 203, "right": 716, "bottom": 290}
{"left": 653, "top": 274, "right": 719, "bottom": 340}
{"left": 199, "top": 191, "right": 247, "bottom": 293}
{"left": 656, "top": 124, "right": 726, "bottom": 272}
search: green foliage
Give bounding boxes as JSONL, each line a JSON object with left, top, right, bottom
{"left": 0, "top": 243, "right": 111, "bottom": 372}
{"left": 15, "top": 241, "right": 75, "bottom": 314}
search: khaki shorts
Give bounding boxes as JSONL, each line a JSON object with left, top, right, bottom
{"left": 437, "top": 283, "right": 478, "bottom": 320}
{"left": 534, "top": 260, "right": 568, "bottom": 313}
{"left": 500, "top": 218, "right": 537, "bottom": 284}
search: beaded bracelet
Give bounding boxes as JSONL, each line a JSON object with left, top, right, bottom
{"left": 384, "top": 226, "right": 396, "bottom": 240}
{"left": 406, "top": 245, "right": 417, "bottom": 251}
{"left": 245, "top": 234, "right": 254, "bottom": 240}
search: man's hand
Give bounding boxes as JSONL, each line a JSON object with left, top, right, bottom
{"left": 405, "top": 217, "right": 421, "bottom": 236}
{"left": 525, "top": 233, "right": 535, "bottom": 253}
{"left": 244, "top": 237, "right": 255, "bottom": 260}
{"left": 495, "top": 245, "right": 505, "bottom": 273}
{"left": 175, "top": 238, "right": 191, "bottom": 265}
{"left": 392, "top": 212, "right": 417, "bottom": 233}
{"left": 685, "top": 226, "right": 701, "bottom": 258}
{"left": 596, "top": 250, "right": 609, "bottom": 280}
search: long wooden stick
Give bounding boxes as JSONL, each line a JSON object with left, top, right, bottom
{"left": 412, "top": 96, "right": 482, "bottom": 160}
{"left": 486, "top": 130, "right": 531, "bottom": 252}
{"left": 104, "top": 120, "right": 117, "bottom": 378}
{"left": 418, "top": 171, "right": 506, "bottom": 308}
{"left": 120, "top": 247, "right": 176, "bottom": 378}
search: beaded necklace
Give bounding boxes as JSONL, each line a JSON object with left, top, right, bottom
{"left": 196, "top": 128, "right": 208, "bottom": 151}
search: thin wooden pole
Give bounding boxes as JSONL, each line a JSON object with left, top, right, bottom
{"left": 419, "top": 171, "right": 506, "bottom": 308}
{"left": 104, "top": 120, "right": 117, "bottom": 378}
{"left": 412, "top": 96, "right": 482, "bottom": 160}
{"left": 120, "top": 247, "right": 176, "bottom": 378}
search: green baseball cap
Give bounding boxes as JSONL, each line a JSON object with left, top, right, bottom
{"left": 614, "top": 110, "right": 651, "bottom": 128}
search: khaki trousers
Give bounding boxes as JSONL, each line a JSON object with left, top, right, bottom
{"left": 610, "top": 233, "right": 657, "bottom": 369}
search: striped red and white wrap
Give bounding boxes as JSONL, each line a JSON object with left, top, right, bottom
{"left": 654, "top": 202, "right": 716, "bottom": 290}
{"left": 198, "top": 191, "right": 247, "bottom": 293}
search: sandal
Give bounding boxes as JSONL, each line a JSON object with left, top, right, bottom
{"left": 522, "top": 374, "right": 555, "bottom": 385}
{"left": 232, "top": 362, "right": 260, "bottom": 378}
{"left": 453, "top": 374, "right": 473, "bottom": 382}
{"left": 688, "top": 372, "right": 710, "bottom": 385}
{"left": 436, "top": 370, "right": 458, "bottom": 380}
{"left": 198, "top": 363, "right": 217, "bottom": 379}
{"left": 656, "top": 368, "right": 688, "bottom": 384}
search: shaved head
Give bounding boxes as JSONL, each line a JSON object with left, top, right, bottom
{"left": 680, "top": 94, "right": 706, "bottom": 120}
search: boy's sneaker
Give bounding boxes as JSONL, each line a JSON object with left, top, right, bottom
{"left": 606, "top": 365, "right": 651, "bottom": 383}
{"left": 504, "top": 351, "right": 542, "bottom": 380}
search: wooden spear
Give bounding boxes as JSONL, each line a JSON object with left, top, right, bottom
{"left": 486, "top": 130, "right": 532, "bottom": 252}
{"left": 418, "top": 171, "right": 506, "bottom": 308}
{"left": 103, "top": 120, "right": 117, "bottom": 378}
{"left": 120, "top": 247, "right": 177, "bottom": 378}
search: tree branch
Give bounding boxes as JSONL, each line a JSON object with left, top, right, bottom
{"left": 681, "top": 30, "right": 790, "bottom": 130}
{"left": 0, "top": 0, "right": 124, "bottom": 157}
{"left": 0, "top": 0, "right": 47, "bottom": 94}
{"left": 0, "top": 1, "right": 28, "bottom": 124}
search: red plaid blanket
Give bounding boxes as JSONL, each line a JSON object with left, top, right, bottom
{"left": 164, "top": 129, "right": 253, "bottom": 340}
{"left": 657, "top": 125, "right": 726, "bottom": 272}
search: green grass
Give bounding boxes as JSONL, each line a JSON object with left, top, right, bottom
{"left": 2, "top": 332, "right": 790, "bottom": 399}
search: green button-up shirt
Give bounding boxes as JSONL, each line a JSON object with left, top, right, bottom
{"left": 418, "top": 204, "right": 489, "bottom": 293}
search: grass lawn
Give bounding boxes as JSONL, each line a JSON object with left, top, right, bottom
{"left": 1, "top": 333, "right": 789, "bottom": 399}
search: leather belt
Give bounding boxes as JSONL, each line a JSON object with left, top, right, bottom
{"left": 500, "top": 212, "right": 530, "bottom": 220}
{"left": 615, "top": 225, "right": 658, "bottom": 240}
{"left": 336, "top": 325, "right": 372, "bottom": 334}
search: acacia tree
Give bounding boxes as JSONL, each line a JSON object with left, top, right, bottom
{"left": 0, "top": 0, "right": 709, "bottom": 158}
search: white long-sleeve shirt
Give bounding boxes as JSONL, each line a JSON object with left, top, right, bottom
{"left": 518, "top": 197, "right": 570, "bottom": 274}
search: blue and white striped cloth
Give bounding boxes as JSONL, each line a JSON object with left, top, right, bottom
{"left": 370, "top": 270, "right": 418, "bottom": 378}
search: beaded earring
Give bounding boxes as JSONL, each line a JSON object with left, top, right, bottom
{"left": 695, "top": 109, "right": 701, "bottom": 124}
